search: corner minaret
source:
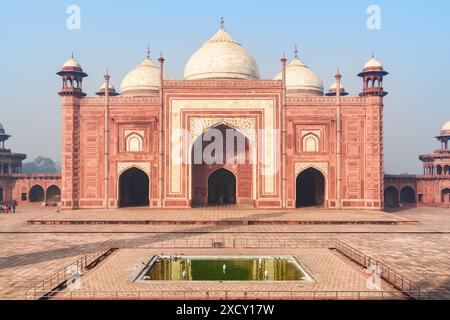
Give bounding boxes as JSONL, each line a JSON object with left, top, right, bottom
{"left": 358, "top": 55, "right": 388, "bottom": 97}
{"left": 57, "top": 54, "right": 88, "bottom": 97}
{"left": 57, "top": 54, "right": 87, "bottom": 210}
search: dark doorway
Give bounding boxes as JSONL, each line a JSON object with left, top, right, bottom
{"left": 442, "top": 189, "right": 450, "bottom": 204}
{"left": 0, "top": 187, "right": 3, "bottom": 202}
{"left": 29, "top": 185, "right": 45, "bottom": 203}
{"left": 208, "top": 169, "right": 236, "bottom": 205}
{"left": 296, "top": 168, "right": 325, "bottom": 208}
{"left": 46, "top": 185, "right": 61, "bottom": 204}
{"left": 400, "top": 186, "right": 416, "bottom": 205}
{"left": 119, "top": 168, "right": 149, "bottom": 207}
{"left": 384, "top": 186, "right": 399, "bottom": 208}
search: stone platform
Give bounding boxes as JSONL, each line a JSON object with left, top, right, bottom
{"left": 27, "top": 208, "right": 419, "bottom": 226}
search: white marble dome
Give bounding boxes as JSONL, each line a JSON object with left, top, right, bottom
{"left": 442, "top": 120, "right": 450, "bottom": 133}
{"left": 100, "top": 82, "right": 115, "bottom": 91}
{"left": 274, "top": 58, "right": 324, "bottom": 95}
{"left": 184, "top": 29, "right": 260, "bottom": 80}
{"left": 120, "top": 57, "right": 167, "bottom": 96}
{"left": 364, "top": 57, "right": 382, "bottom": 69}
{"left": 63, "top": 58, "right": 82, "bottom": 69}
{"left": 329, "top": 81, "right": 346, "bottom": 92}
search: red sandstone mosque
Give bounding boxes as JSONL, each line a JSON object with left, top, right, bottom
{"left": 57, "top": 24, "right": 387, "bottom": 210}
{"left": 1, "top": 23, "right": 449, "bottom": 210}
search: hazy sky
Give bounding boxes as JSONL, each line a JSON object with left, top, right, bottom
{"left": 1, "top": 0, "right": 449, "bottom": 173}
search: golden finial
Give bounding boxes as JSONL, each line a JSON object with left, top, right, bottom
{"left": 294, "top": 45, "right": 299, "bottom": 59}
{"left": 220, "top": 15, "right": 225, "bottom": 30}
{"left": 147, "top": 46, "right": 151, "bottom": 59}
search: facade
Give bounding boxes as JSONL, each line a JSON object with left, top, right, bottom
{"left": 58, "top": 25, "right": 388, "bottom": 211}
{"left": 0, "top": 124, "right": 62, "bottom": 206}
{"left": 384, "top": 121, "right": 450, "bottom": 208}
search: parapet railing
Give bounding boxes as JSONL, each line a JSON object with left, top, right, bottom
{"left": 25, "top": 289, "right": 426, "bottom": 301}
{"left": 332, "top": 239, "right": 419, "bottom": 299}
{"left": 108, "top": 238, "right": 336, "bottom": 250}
{"left": 24, "top": 237, "right": 435, "bottom": 300}
{"left": 24, "top": 240, "right": 115, "bottom": 300}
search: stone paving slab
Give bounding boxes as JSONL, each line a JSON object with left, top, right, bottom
{"left": 27, "top": 207, "right": 418, "bottom": 226}
{"left": 0, "top": 207, "right": 449, "bottom": 300}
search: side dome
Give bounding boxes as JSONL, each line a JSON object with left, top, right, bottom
{"left": 325, "top": 81, "right": 348, "bottom": 96}
{"left": 274, "top": 57, "right": 323, "bottom": 96}
{"left": 120, "top": 56, "right": 168, "bottom": 96}
{"left": 184, "top": 28, "right": 260, "bottom": 80}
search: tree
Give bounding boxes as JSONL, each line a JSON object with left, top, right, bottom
{"left": 22, "top": 156, "right": 60, "bottom": 174}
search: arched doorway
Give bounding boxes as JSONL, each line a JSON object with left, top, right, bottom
{"left": 384, "top": 186, "right": 399, "bottom": 208}
{"left": 191, "top": 124, "right": 252, "bottom": 207}
{"left": 29, "top": 185, "right": 45, "bottom": 203}
{"left": 400, "top": 186, "right": 416, "bottom": 205}
{"left": 119, "top": 168, "right": 149, "bottom": 208}
{"left": 208, "top": 169, "right": 237, "bottom": 206}
{"left": 0, "top": 187, "right": 3, "bottom": 202}
{"left": 296, "top": 168, "right": 325, "bottom": 208}
{"left": 46, "top": 185, "right": 61, "bottom": 204}
{"left": 442, "top": 189, "right": 450, "bottom": 204}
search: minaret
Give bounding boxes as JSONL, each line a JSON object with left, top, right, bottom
{"left": 57, "top": 54, "right": 87, "bottom": 209}
{"left": 358, "top": 55, "right": 388, "bottom": 210}
{"left": 57, "top": 54, "right": 88, "bottom": 97}
{"left": 358, "top": 55, "right": 388, "bottom": 97}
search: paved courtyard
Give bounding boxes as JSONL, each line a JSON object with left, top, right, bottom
{"left": 0, "top": 206, "right": 449, "bottom": 299}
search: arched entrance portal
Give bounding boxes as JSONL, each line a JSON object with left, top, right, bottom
{"left": 296, "top": 168, "right": 325, "bottom": 208}
{"left": 119, "top": 168, "right": 149, "bottom": 208}
{"left": 46, "top": 185, "right": 61, "bottom": 204}
{"left": 191, "top": 124, "right": 253, "bottom": 207}
{"left": 400, "top": 186, "right": 416, "bottom": 205}
{"left": 208, "top": 169, "right": 236, "bottom": 206}
{"left": 384, "top": 186, "right": 399, "bottom": 208}
{"left": 29, "top": 185, "right": 45, "bottom": 203}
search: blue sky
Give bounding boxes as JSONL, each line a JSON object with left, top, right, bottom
{"left": 1, "top": 0, "right": 449, "bottom": 173}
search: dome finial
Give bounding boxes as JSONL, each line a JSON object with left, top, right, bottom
{"left": 220, "top": 15, "right": 225, "bottom": 30}
{"left": 372, "top": 51, "right": 375, "bottom": 58}
{"left": 294, "top": 45, "right": 299, "bottom": 59}
{"left": 71, "top": 52, "right": 74, "bottom": 59}
{"left": 147, "top": 46, "right": 151, "bottom": 59}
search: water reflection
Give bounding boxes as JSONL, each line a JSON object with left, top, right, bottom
{"left": 144, "top": 256, "right": 307, "bottom": 281}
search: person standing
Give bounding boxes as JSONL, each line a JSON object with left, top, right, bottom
{"left": 12, "top": 200, "right": 16, "bottom": 213}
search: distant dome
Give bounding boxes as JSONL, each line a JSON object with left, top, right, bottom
{"left": 325, "top": 81, "right": 348, "bottom": 96}
{"left": 274, "top": 58, "right": 323, "bottom": 95}
{"left": 442, "top": 120, "right": 450, "bottom": 134}
{"left": 364, "top": 57, "right": 383, "bottom": 70}
{"left": 96, "top": 81, "right": 118, "bottom": 96}
{"left": 184, "top": 28, "right": 260, "bottom": 80}
{"left": 329, "top": 81, "right": 346, "bottom": 92}
{"left": 120, "top": 57, "right": 168, "bottom": 96}
{"left": 100, "top": 82, "right": 115, "bottom": 91}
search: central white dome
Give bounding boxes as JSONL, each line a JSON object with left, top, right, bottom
{"left": 184, "top": 29, "right": 260, "bottom": 80}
